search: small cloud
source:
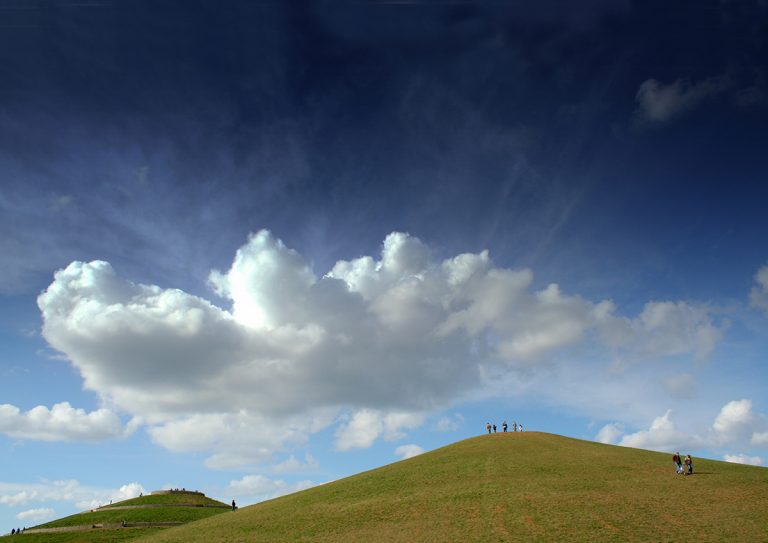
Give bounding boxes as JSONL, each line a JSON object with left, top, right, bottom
{"left": 0, "top": 480, "right": 144, "bottom": 510}
{"left": 435, "top": 413, "right": 464, "bottom": 432}
{"left": 226, "top": 475, "right": 314, "bottom": 501}
{"left": 335, "top": 409, "right": 423, "bottom": 451}
{"left": 749, "top": 264, "right": 768, "bottom": 312}
{"left": 634, "top": 75, "right": 732, "bottom": 124}
{"left": 662, "top": 373, "right": 696, "bottom": 399}
{"left": 596, "top": 422, "right": 624, "bottom": 444}
{"left": 619, "top": 410, "right": 704, "bottom": 452}
{"left": 394, "top": 444, "right": 424, "bottom": 460}
{"left": 0, "top": 402, "right": 127, "bottom": 442}
{"left": 723, "top": 454, "right": 763, "bottom": 466}
{"left": 16, "top": 507, "right": 55, "bottom": 522}
{"left": 270, "top": 453, "right": 319, "bottom": 474}
{"left": 49, "top": 194, "right": 74, "bottom": 212}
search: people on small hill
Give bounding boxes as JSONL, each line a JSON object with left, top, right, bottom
{"left": 502, "top": 420, "right": 508, "bottom": 432}
{"left": 486, "top": 422, "right": 491, "bottom": 434}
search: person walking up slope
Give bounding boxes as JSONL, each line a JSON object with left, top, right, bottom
{"left": 673, "top": 452, "right": 683, "bottom": 474}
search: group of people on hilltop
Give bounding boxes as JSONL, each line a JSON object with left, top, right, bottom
{"left": 486, "top": 420, "right": 522, "bottom": 434}
{"left": 10, "top": 528, "right": 25, "bottom": 535}
{"left": 672, "top": 452, "right": 694, "bottom": 475}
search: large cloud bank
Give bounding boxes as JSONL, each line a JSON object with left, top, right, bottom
{"left": 34, "top": 231, "right": 725, "bottom": 465}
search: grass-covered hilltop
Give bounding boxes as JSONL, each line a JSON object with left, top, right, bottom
{"left": 7, "top": 432, "right": 767, "bottom": 542}
{"left": 136, "top": 432, "right": 767, "bottom": 543}
{"left": 7, "top": 489, "right": 230, "bottom": 542}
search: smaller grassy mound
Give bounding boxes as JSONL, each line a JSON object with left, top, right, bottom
{"left": 107, "top": 493, "right": 225, "bottom": 508}
{"left": 18, "top": 491, "right": 231, "bottom": 543}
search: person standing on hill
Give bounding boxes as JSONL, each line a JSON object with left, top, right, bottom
{"left": 486, "top": 422, "right": 492, "bottom": 434}
{"left": 493, "top": 424, "right": 497, "bottom": 433}
{"left": 232, "top": 499, "right": 237, "bottom": 511}
{"left": 502, "top": 421, "right": 508, "bottom": 432}
{"left": 673, "top": 452, "right": 683, "bottom": 474}
{"left": 684, "top": 455, "right": 693, "bottom": 475}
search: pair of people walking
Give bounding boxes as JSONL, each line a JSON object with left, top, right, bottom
{"left": 672, "top": 452, "right": 693, "bottom": 475}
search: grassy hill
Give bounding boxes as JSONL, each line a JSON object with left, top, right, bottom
{"left": 136, "top": 432, "right": 768, "bottom": 543}
{"left": 11, "top": 491, "right": 230, "bottom": 542}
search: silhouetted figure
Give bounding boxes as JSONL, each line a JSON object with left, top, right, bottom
{"left": 11, "top": 529, "right": 15, "bottom": 535}
{"left": 502, "top": 421, "right": 508, "bottom": 432}
{"left": 493, "top": 424, "right": 497, "bottom": 433}
{"left": 232, "top": 499, "right": 237, "bottom": 511}
{"left": 513, "top": 422, "right": 517, "bottom": 432}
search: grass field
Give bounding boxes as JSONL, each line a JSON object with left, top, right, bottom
{"left": 136, "top": 432, "right": 768, "bottom": 543}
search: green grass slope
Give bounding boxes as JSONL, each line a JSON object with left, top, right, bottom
{"left": 12, "top": 492, "right": 230, "bottom": 543}
{"left": 138, "top": 432, "right": 767, "bottom": 543}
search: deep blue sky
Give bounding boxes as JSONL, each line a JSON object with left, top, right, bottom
{"left": 1, "top": 0, "right": 767, "bottom": 531}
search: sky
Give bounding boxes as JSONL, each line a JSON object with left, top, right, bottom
{"left": 1, "top": 0, "right": 767, "bottom": 532}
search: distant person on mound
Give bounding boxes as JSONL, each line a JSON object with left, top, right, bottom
{"left": 486, "top": 422, "right": 492, "bottom": 434}
{"left": 513, "top": 422, "right": 517, "bottom": 432}
{"left": 493, "top": 424, "right": 497, "bottom": 433}
{"left": 502, "top": 421, "right": 508, "bottom": 432}
{"left": 232, "top": 499, "right": 237, "bottom": 511}
{"left": 684, "top": 455, "right": 693, "bottom": 475}
{"left": 673, "top": 452, "right": 683, "bottom": 474}
{"left": 519, "top": 424, "right": 523, "bottom": 432}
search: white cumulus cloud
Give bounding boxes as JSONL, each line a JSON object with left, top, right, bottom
{"left": 226, "top": 475, "right": 314, "bottom": 501}
{"left": 712, "top": 399, "right": 758, "bottom": 444}
{"left": 394, "top": 444, "right": 425, "bottom": 459}
{"left": 0, "top": 402, "right": 127, "bottom": 442}
{"left": 0, "top": 480, "right": 144, "bottom": 510}
{"left": 596, "top": 422, "right": 624, "bottom": 444}
{"left": 36, "top": 230, "right": 727, "bottom": 460}
{"left": 16, "top": 507, "right": 55, "bottom": 522}
{"left": 618, "top": 410, "right": 704, "bottom": 452}
{"left": 601, "top": 399, "right": 767, "bottom": 453}
{"left": 723, "top": 454, "right": 763, "bottom": 466}
{"left": 335, "top": 409, "right": 424, "bottom": 451}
